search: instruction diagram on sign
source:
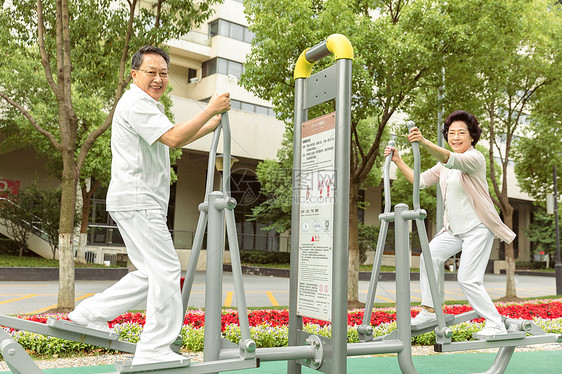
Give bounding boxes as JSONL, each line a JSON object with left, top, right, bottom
{"left": 297, "top": 112, "right": 336, "bottom": 322}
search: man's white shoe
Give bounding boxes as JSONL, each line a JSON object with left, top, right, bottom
{"left": 476, "top": 325, "right": 507, "bottom": 336}
{"left": 132, "top": 351, "right": 188, "bottom": 366}
{"left": 68, "top": 311, "right": 113, "bottom": 333}
{"left": 411, "top": 309, "right": 436, "bottom": 326}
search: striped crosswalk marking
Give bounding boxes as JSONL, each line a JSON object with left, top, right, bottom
{"left": 266, "top": 291, "right": 279, "bottom": 306}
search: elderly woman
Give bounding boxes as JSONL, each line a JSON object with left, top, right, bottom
{"left": 385, "top": 110, "right": 515, "bottom": 336}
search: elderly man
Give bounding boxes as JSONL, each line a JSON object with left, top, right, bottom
{"left": 69, "top": 45, "right": 230, "bottom": 365}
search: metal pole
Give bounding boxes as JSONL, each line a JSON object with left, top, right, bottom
{"left": 553, "top": 165, "right": 562, "bottom": 295}
{"left": 437, "top": 65, "right": 447, "bottom": 296}
{"left": 436, "top": 65, "right": 445, "bottom": 232}
{"left": 331, "top": 57, "right": 352, "bottom": 374}
{"left": 288, "top": 77, "right": 306, "bottom": 374}
{"left": 394, "top": 204, "right": 418, "bottom": 374}
{"left": 203, "top": 191, "right": 225, "bottom": 366}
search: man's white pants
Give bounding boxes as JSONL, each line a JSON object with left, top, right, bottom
{"left": 420, "top": 223, "right": 503, "bottom": 329}
{"left": 74, "top": 209, "right": 183, "bottom": 358}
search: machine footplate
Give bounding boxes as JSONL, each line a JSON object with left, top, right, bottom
{"left": 411, "top": 313, "right": 455, "bottom": 331}
{"left": 46, "top": 317, "right": 119, "bottom": 340}
{"left": 114, "top": 358, "right": 191, "bottom": 373}
{"left": 472, "top": 330, "right": 526, "bottom": 341}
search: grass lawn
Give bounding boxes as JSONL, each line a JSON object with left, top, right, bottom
{"left": 0, "top": 253, "right": 122, "bottom": 268}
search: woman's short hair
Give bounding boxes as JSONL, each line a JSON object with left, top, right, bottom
{"left": 442, "top": 110, "right": 482, "bottom": 146}
{"left": 131, "top": 46, "right": 170, "bottom": 70}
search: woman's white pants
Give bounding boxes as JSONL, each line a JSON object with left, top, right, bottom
{"left": 73, "top": 209, "right": 183, "bottom": 358}
{"left": 420, "top": 224, "right": 503, "bottom": 329}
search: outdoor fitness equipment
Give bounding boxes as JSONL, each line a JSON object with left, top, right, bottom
{"left": 0, "top": 112, "right": 259, "bottom": 374}
{"left": 1, "top": 34, "right": 561, "bottom": 374}
{"left": 358, "top": 121, "right": 562, "bottom": 373}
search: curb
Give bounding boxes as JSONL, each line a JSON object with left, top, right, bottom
{"left": 224, "top": 265, "right": 555, "bottom": 281}
{"left": 499, "top": 269, "right": 555, "bottom": 277}
{"left": 0, "top": 267, "right": 129, "bottom": 281}
{"left": 222, "top": 265, "right": 459, "bottom": 281}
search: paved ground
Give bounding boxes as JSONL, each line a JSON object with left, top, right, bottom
{"left": 0, "top": 272, "right": 557, "bottom": 315}
{"left": 1, "top": 346, "right": 561, "bottom": 373}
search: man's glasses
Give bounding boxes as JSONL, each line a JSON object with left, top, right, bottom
{"left": 137, "top": 68, "right": 169, "bottom": 79}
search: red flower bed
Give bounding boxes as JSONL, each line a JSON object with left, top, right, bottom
{"left": 10, "top": 300, "right": 562, "bottom": 333}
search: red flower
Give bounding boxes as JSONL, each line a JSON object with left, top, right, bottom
{"left": 5, "top": 300, "right": 560, "bottom": 333}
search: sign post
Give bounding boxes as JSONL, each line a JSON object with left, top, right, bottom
{"left": 288, "top": 34, "right": 353, "bottom": 374}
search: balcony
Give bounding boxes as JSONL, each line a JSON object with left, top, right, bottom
{"left": 179, "top": 30, "right": 211, "bottom": 46}
{"left": 167, "top": 30, "right": 212, "bottom": 61}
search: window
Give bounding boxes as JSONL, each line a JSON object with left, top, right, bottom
{"left": 202, "top": 57, "right": 244, "bottom": 79}
{"left": 209, "top": 20, "right": 219, "bottom": 37}
{"left": 255, "top": 106, "right": 268, "bottom": 116}
{"left": 231, "top": 99, "right": 275, "bottom": 117}
{"left": 230, "top": 23, "right": 244, "bottom": 41}
{"left": 208, "top": 18, "right": 254, "bottom": 43}
{"left": 202, "top": 58, "right": 217, "bottom": 77}
{"left": 228, "top": 60, "right": 243, "bottom": 78}
{"left": 188, "top": 68, "right": 197, "bottom": 81}
{"left": 217, "top": 58, "right": 229, "bottom": 75}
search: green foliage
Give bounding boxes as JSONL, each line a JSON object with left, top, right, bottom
{"left": 513, "top": 119, "right": 562, "bottom": 201}
{"left": 241, "top": 0, "right": 456, "bottom": 247}
{"left": 358, "top": 223, "right": 396, "bottom": 264}
{"left": 239, "top": 250, "right": 291, "bottom": 265}
{"left": 0, "top": 239, "right": 23, "bottom": 256}
{"left": 248, "top": 152, "right": 293, "bottom": 233}
{"left": 0, "top": 0, "right": 223, "bottom": 275}
{"left": 525, "top": 205, "right": 558, "bottom": 259}
{"left": 0, "top": 192, "right": 34, "bottom": 256}
{"left": 0, "top": 183, "right": 65, "bottom": 258}
{"left": 2, "top": 330, "right": 115, "bottom": 358}
{"left": 20, "top": 183, "right": 63, "bottom": 257}
{"left": 181, "top": 326, "right": 206, "bottom": 351}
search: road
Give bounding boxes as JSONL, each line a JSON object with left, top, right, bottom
{"left": 0, "top": 272, "right": 557, "bottom": 315}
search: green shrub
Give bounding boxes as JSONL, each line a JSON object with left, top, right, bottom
{"left": 239, "top": 250, "right": 290, "bottom": 265}
{"left": 1, "top": 330, "right": 114, "bottom": 359}
{"left": 181, "top": 326, "right": 205, "bottom": 351}
{"left": 516, "top": 261, "right": 547, "bottom": 270}
{"left": 0, "top": 238, "right": 25, "bottom": 256}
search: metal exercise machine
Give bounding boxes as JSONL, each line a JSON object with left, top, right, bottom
{"left": 2, "top": 34, "right": 560, "bottom": 374}
{"left": 358, "top": 121, "right": 562, "bottom": 373}
{"left": 0, "top": 112, "right": 258, "bottom": 374}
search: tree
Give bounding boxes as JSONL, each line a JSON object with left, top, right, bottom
{"left": 447, "top": 0, "right": 559, "bottom": 300}
{"left": 0, "top": 0, "right": 219, "bottom": 311}
{"left": 242, "top": 0, "right": 472, "bottom": 306}
{"left": 513, "top": 52, "right": 562, "bottom": 202}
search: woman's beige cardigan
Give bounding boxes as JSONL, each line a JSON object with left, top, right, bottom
{"left": 420, "top": 147, "right": 516, "bottom": 244}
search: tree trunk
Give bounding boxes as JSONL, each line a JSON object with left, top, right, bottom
{"left": 56, "top": 156, "right": 78, "bottom": 312}
{"left": 501, "top": 207, "right": 519, "bottom": 300}
{"left": 347, "top": 182, "right": 363, "bottom": 309}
